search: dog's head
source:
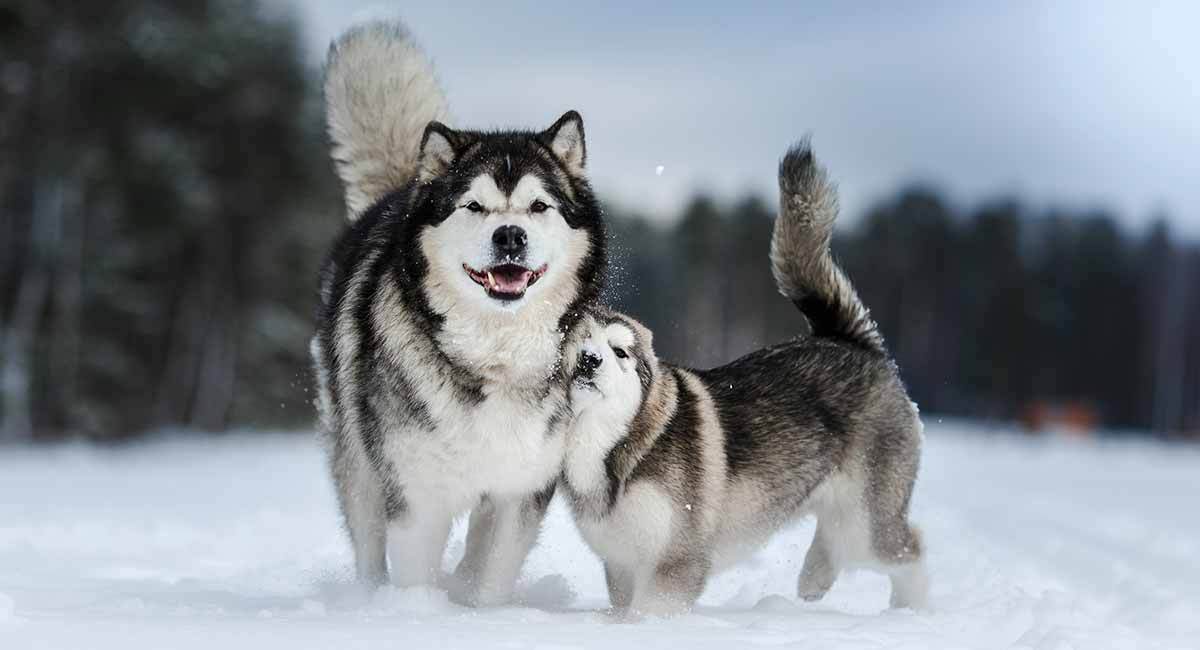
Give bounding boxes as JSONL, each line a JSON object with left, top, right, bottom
{"left": 407, "top": 111, "right": 604, "bottom": 319}
{"left": 568, "top": 309, "right": 658, "bottom": 416}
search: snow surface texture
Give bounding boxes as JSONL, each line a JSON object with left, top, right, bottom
{"left": 1, "top": 424, "right": 1197, "bottom": 649}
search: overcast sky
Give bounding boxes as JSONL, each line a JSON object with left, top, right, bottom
{"left": 286, "top": 1, "right": 1199, "bottom": 233}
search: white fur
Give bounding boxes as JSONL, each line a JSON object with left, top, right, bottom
{"left": 804, "top": 475, "right": 877, "bottom": 569}
{"left": 576, "top": 483, "right": 676, "bottom": 594}
{"left": 325, "top": 20, "right": 449, "bottom": 219}
{"left": 378, "top": 383, "right": 566, "bottom": 508}
{"left": 386, "top": 506, "right": 452, "bottom": 587}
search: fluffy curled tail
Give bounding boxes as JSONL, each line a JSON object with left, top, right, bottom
{"left": 325, "top": 20, "right": 449, "bottom": 219}
{"left": 771, "top": 140, "right": 885, "bottom": 354}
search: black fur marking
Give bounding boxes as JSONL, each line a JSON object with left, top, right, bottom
{"left": 795, "top": 296, "right": 884, "bottom": 356}
{"left": 316, "top": 203, "right": 391, "bottom": 425}
{"left": 350, "top": 246, "right": 432, "bottom": 519}
{"left": 384, "top": 486, "right": 408, "bottom": 519}
{"left": 522, "top": 479, "right": 558, "bottom": 524}
{"left": 602, "top": 446, "right": 623, "bottom": 513}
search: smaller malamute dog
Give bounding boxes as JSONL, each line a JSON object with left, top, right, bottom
{"left": 561, "top": 142, "right": 928, "bottom": 616}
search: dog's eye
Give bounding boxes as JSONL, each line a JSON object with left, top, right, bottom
{"left": 530, "top": 200, "right": 549, "bottom": 214}
{"left": 464, "top": 201, "right": 484, "bottom": 213}
{"left": 613, "top": 348, "right": 628, "bottom": 360}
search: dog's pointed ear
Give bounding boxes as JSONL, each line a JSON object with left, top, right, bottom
{"left": 631, "top": 318, "right": 655, "bottom": 356}
{"left": 541, "top": 110, "right": 586, "bottom": 175}
{"left": 418, "top": 121, "right": 465, "bottom": 181}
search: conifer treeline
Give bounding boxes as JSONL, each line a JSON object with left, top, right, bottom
{"left": 2, "top": 1, "right": 1195, "bottom": 439}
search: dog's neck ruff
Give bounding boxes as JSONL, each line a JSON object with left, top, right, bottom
{"left": 435, "top": 298, "right": 568, "bottom": 385}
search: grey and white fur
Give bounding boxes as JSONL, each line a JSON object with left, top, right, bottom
{"left": 562, "top": 142, "right": 927, "bottom": 616}
{"left": 312, "top": 20, "right": 606, "bottom": 605}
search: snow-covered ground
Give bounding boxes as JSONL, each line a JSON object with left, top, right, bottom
{"left": 1, "top": 423, "right": 1197, "bottom": 649}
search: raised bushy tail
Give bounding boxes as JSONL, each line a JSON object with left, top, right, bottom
{"left": 771, "top": 140, "right": 885, "bottom": 354}
{"left": 325, "top": 20, "right": 449, "bottom": 219}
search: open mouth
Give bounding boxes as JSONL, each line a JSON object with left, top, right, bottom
{"left": 463, "top": 262, "right": 548, "bottom": 301}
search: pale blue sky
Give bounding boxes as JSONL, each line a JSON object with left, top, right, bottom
{"left": 285, "top": 1, "right": 1200, "bottom": 232}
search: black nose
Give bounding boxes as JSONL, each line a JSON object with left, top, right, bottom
{"left": 492, "top": 225, "right": 527, "bottom": 257}
{"left": 579, "top": 350, "right": 602, "bottom": 376}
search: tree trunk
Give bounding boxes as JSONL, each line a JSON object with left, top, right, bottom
{"left": 1, "top": 175, "right": 66, "bottom": 440}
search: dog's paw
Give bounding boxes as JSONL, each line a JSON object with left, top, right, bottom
{"left": 444, "top": 574, "right": 514, "bottom": 608}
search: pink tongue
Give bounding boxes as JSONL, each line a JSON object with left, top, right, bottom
{"left": 494, "top": 270, "right": 532, "bottom": 293}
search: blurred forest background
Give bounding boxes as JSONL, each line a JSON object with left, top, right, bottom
{"left": 1, "top": 1, "right": 1197, "bottom": 441}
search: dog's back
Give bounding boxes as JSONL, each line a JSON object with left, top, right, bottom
{"left": 699, "top": 335, "right": 916, "bottom": 516}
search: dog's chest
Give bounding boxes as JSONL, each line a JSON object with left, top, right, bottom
{"left": 435, "top": 302, "right": 564, "bottom": 382}
{"left": 574, "top": 480, "right": 676, "bottom": 569}
{"left": 382, "top": 382, "right": 565, "bottom": 505}
{"left": 563, "top": 412, "right": 628, "bottom": 503}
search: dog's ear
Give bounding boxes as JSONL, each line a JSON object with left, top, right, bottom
{"left": 541, "top": 110, "right": 586, "bottom": 175}
{"left": 418, "top": 121, "right": 467, "bottom": 181}
{"left": 629, "top": 318, "right": 654, "bottom": 355}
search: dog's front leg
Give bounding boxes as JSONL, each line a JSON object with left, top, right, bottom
{"left": 449, "top": 493, "right": 497, "bottom": 595}
{"left": 385, "top": 493, "right": 454, "bottom": 588}
{"left": 451, "top": 483, "right": 555, "bottom": 606}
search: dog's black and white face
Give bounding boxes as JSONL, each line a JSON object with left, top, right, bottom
{"left": 571, "top": 311, "right": 657, "bottom": 414}
{"left": 410, "top": 111, "right": 603, "bottom": 317}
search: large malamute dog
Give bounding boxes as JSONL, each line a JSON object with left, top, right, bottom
{"left": 312, "top": 21, "right": 605, "bottom": 605}
{"left": 561, "top": 142, "right": 927, "bottom": 616}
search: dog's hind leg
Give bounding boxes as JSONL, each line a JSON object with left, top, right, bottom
{"left": 797, "top": 521, "right": 840, "bottom": 601}
{"left": 604, "top": 561, "right": 636, "bottom": 612}
{"left": 638, "top": 552, "right": 710, "bottom": 616}
{"left": 886, "top": 549, "right": 928, "bottom": 610}
{"left": 867, "top": 417, "right": 929, "bottom": 610}
{"left": 872, "top": 514, "right": 927, "bottom": 609}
